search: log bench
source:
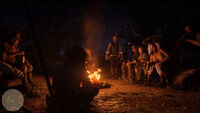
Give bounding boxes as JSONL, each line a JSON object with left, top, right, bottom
{"left": 0, "top": 72, "right": 22, "bottom": 94}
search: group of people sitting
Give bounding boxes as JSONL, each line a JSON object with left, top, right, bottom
{"left": 0, "top": 32, "right": 36, "bottom": 96}
{"left": 106, "top": 25, "right": 200, "bottom": 87}
{"left": 106, "top": 35, "right": 169, "bottom": 87}
{"left": 121, "top": 36, "right": 169, "bottom": 86}
{"left": 0, "top": 32, "right": 99, "bottom": 112}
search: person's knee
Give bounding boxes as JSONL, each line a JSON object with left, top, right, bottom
{"left": 14, "top": 69, "right": 24, "bottom": 78}
{"left": 148, "top": 71, "right": 151, "bottom": 76}
{"left": 121, "top": 67, "right": 125, "bottom": 73}
{"left": 157, "top": 68, "right": 163, "bottom": 76}
{"left": 22, "top": 65, "right": 28, "bottom": 73}
{"left": 158, "top": 71, "right": 163, "bottom": 77}
{"left": 121, "top": 64, "right": 125, "bottom": 69}
{"left": 27, "top": 64, "right": 33, "bottom": 72}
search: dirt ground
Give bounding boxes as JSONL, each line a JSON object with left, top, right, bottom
{"left": 1, "top": 75, "right": 200, "bottom": 113}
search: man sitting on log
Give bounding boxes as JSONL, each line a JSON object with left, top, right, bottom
{"left": 2, "top": 32, "right": 37, "bottom": 96}
{"left": 0, "top": 46, "right": 24, "bottom": 93}
{"left": 121, "top": 45, "right": 138, "bottom": 84}
{"left": 137, "top": 46, "right": 148, "bottom": 84}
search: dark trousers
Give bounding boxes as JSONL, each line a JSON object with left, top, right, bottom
{"left": 136, "top": 64, "right": 147, "bottom": 81}
{"left": 121, "top": 63, "right": 136, "bottom": 83}
{"left": 110, "top": 56, "right": 119, "bottom": 77}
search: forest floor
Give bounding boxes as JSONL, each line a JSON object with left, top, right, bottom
{"left": 1, "top": 75, "right": 200, "bottom": 113}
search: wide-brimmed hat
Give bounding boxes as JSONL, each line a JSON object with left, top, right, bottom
{"left": 12, "top": 32, "right": 22, "bottom": 40}
{"left": 131, "top": 45, "right": 136, "bottom": 49}
{"left": 13, "top": 36, "right": 21, "bottom": 40}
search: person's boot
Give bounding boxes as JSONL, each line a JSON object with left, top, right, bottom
{"left": 146, "top": 75, "right": 151, "bottom": 86}
{"left": 26, "top": 88, "right": 40, "bottom": 97}
{"left": 158, "top": 76, "right": 164, "bottom": 87}
{"left": 21, "top": 75, "right": 32, "bottom": 94}
{"left": 22, "top": 80, "right": 39, "bottom": 97}
{"left": 144, "top": 75, "right": 148, "bottom": 85}
{"left": 27, "top": 72, "right": 36, "bottom": 88}
{"left": 127, "top": 73, "right": 134, "bottom": 84}
{"left": 110, "top": 67, "right": 114, "bottom": 78}
{"left": 165, "top": 76, "right": 170, "bottom": 88}
{"left": 121, "top": 74, "right": 128, "bottom": 83}
{"left": 21, "top": 105, "right": 32, "bottom": 113}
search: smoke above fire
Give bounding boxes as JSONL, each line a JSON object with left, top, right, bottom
{"left": 83, "top": 1, "right": 104, "bottom": 65}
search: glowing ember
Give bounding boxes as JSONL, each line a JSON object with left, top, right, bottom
{"left": 87, "top": 68, "right": 101, "bottom": 84}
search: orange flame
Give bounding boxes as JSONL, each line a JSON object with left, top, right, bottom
{"left": 87, "top": 68, "right": 101, "bottom": 84}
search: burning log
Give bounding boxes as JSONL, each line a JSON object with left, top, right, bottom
{"left": 87, "top": 68, "right": 102, "bottom": 84}
{"left": 86, "top": 68, "right": 111, "bottom": 89}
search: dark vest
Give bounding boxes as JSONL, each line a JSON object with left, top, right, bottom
{"left": 111, "top": 42, "right": 120, "bottom": 55}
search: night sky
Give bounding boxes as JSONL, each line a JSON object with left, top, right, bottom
{"left": 0, "top": 0, "right": 200, "bottom": 53}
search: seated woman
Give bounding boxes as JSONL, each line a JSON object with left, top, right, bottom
{"left": 51, "top": 45, "right": 99, "bottom": 113}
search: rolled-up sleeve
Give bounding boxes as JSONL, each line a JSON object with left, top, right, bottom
{"left": 118, "top": 44, "right": 123, "bottom": 54}
{"left": 0, "top": 61, "right": 24, "bottom": 78}
{"left": 106, "top": 43, "right": 111, "bottom": 54}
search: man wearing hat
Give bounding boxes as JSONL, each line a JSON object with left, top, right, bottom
{"left": 106, "top": 35, "right": 123, "bottom": 78}
{"left": 126, "top": 45, "right": 139, "bottom": 83}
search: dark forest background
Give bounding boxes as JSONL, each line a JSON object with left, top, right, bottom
{"left": 0, "top": 0, "right": 199, "bottom": 74}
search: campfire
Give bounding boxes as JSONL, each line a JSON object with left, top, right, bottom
{"left": 86, "top": 67, "right": 111, "bottom": 89}
{"left": 87, "top": 68, "right": 102, "bottom": 84}
{"left": 85, "top": 49, "right": 110, "bottom": 88}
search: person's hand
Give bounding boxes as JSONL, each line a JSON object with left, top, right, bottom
{"left": 186, "top": 39, "right": 200, "bottom": 47}
{"left": 120, "top": 56, "right": 123, "bottom": 61}
{"left": 157, "top": 62, "right": 162, "bottom": 65}
{"left": 106, "top": 52, "right": 109, "bottom": 60}
{"left": 21, "top": 51, "right": 25, "bottom": 55}
{"left": 126, "top": 62, "right": 130, "bottom": 66}
{"left": 106, "top": 55, "right": 109, "bottom": 61}
{"left": 16, "top": 70, "right": 24, "bottom": 78}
